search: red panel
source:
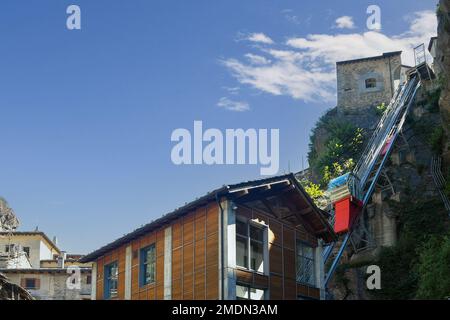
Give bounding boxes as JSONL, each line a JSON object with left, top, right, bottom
{"left": 334, "top": 196, "right": 363, "bottom": 234}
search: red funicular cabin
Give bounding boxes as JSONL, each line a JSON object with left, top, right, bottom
{"left": 327, "top": 173, "right": 363, "bottom": 234}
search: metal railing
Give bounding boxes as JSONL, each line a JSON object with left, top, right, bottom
{"left": 431, "top": 156, "right": 450, "bottom": 214}
{"left": 324, "top": 74, "right": 421, "bottom": 289}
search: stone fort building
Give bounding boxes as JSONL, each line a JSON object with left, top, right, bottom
{"left": 336, "top": 51, "right": 411, "bottom": 115}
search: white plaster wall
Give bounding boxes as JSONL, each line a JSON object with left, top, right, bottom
{"left": 4, "top": 272, "right": 92, "bottom": 300}
{"left": 0, "top": 237, "right": 42, "bottom": 268}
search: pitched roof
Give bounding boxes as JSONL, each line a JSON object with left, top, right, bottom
{"left": 0, "top": 268, "right": 91, "bottom": 274}
{"left": 0, "top": 231, "right": 61, "bottom": 254}
{"left": 336, "top": 51, "right": 402, "bottom": 65}
{"left": 80, "top": 174, "right": 335, "bottom": 263}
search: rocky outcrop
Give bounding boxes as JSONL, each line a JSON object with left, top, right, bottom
{"left": 437, "top": 0, "right": 450, "bottom": 162}
{"left": 0, "top": 198, "right": 19, "bottom": 232}
{"left": 327, "top": 83, "right": 445, "bottom": 299}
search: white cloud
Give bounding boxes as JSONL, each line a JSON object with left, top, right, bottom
{"left": 221, "top": 10, "right": 437, "bottom": 103}
{"left": 245, "top": 53, "right": 271, "bottom": 65}
{"left": 217, "top": 97, "right": 250, "bottom": 112}
{"left": 245, "top": 32, "right": 274, "bottom": 44}
{"left": 222, "top": 86, "right": 240, "bottom": 95}
{"left": 287, "top": 10, "right": 436, "bottom": 66}
{"left": 335, "top": 16, "right": 355, "bottom": 29}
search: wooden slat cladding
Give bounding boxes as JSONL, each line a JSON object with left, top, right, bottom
{"left": 117, "top": 245, "right": 126, "bottom": 300}
{"left": 236, "top": 204, "right": 320, "bottom": 300}
{"left": 235, "top": 269, "right": 269, "bottom": 289}
{"left": 95, "top": 202, "right": 220, "bottom": 300}
{"left": 93, "top": 198, "right": 320, "bottom": 300}
{"left": 173, "top": 204, "right": 219, "bottom": 300}
{"left": 269, "top": 275, "right": 283, "bottom": 299}
{"left": 269, "top": 244, "right": 282, "bottom": 275}
{"left": 297, "top": 283, "right": 320, "bottom": 299}
{"left": 205, "top": 204, "right": 219, "bottom": 299}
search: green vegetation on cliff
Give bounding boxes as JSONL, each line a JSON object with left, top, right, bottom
{"left": 308, "top": 109, "right": 364, "bottom": 187}
{"left": 371, "top": 199, "right": 450, "bottom": 299}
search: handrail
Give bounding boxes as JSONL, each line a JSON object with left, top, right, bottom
{"left": 324, "top": 75, "right": 421, "bottom": 289}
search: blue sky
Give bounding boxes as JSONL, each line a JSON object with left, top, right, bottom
{"left": 0, "top": 0, "right": 437, "bottom": 253}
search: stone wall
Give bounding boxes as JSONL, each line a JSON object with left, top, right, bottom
{"left": 337, "top": 53, "right": 402, "bottom": 115}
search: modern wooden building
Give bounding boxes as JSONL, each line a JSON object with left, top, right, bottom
{"left": 80, "top": 174, "right": 335, "bottom": 300}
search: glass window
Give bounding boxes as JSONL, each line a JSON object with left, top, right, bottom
{"left": 296, "top": 241, "right": 315, "bottom": 287}
{"left": 140, "top": 244, "right": 156, "bottom": 286}
{"left": 250, "top": 240, "right": 263, "bottom": 272}
{"left": 236, "top": 284, "right": 265, "bottom": 300}
{"left": 236, "top": 285, "right": 249, "bottom": 300}
{"left": 235, "top": 219, "right": 265, "bottom": 272}
{"left": 250, "top": 287, "right": 265, "bottom": 300}
{"left": 236, "top": 219, "right": 248, "bottom": 236}
{"left": 23, "top": 247, "right": 30, "bottom": 257}
{"left": 250, "top": 225, "right": 263, "bottom": 242}
{"left": 236, "top": 236, "right": 248, "bottom": 269}
{"left": 365, "top": 78, "right": 377, "bottom": 88}
{"left": 104, "top": 262, "right": 118, "bottom": 299}
{"left": 24, "top": 278, "right": 37, "bottom": 289}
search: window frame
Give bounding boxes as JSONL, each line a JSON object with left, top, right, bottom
{"left": 235, "top": 218, "right": 266, "bottom": 274}
{"left": 139, "top": 244, "right": 156, "bottom": 287}
{"left": 295, "top": 240, "right": 316, "bottom": 287}
{"left": 365, "top": 77, "right": 377, "bottom": 89}
{"left": 236, "top": 283, "right": 265, "bottom": 300}
{"left": 24, "top": 278, "right": 37, "bottom": 289}
{"left": 104, "top": 261, "right": 119, "bottom": 299}
{"left": 5, "top": 244, "right": 14, "bottom": 253}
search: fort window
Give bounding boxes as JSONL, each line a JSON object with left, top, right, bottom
{"left": 236, "top": 219, "right": 265, "bottom": 273}
{"left": 236, "top": 284, "right": 265, "bottom": 300}
{"left": 365, "top": 78, "right": 377, "bottom": 89}
{"left": 296, "top": 240, "right": 315, "bottom": 286}
{"left": 104, "top": 261, "right": 118, "bottom": 299}
{"left": 139, "top": 244, "right": 156, "bottom": 286}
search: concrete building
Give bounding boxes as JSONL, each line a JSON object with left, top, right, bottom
{"left": 0, "top": 232, "right": 61, "bottom": 268}
{"left": 336, "top": 51, "right": 411, "bottom": 115}
{"left": 0, "top": 268, "right": 91, "bottom": 300}
{"left": 80, "top": 174, "right": 336, "bottom": 300}
{"left": 0, "top": 231, "right": 92, "bottom": 300}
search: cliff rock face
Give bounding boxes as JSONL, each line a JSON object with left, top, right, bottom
{"left": 437, "top": 0, "right": 450, "bottom": 162}
{"left": 327, "top": 85, "right": 444, "bottom": 299}
{"left": 0, "top": 198, "right": 19, "bottom": 232}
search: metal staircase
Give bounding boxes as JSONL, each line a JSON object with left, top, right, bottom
{"left": 323, "top": 72, "right": 422, "bottom": 289}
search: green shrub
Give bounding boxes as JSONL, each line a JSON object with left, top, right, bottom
{"left": 375, "top": 103, "right": 387, "bottom": 116}
{"left": 416, "top": 234, "right": 450, "bottom": 299}
{"left": 370, "top": 233, "right": 419, "bottom": 300}
{"left": 370, "top": 199, "right": 449, "bottom": 299}
{"left": 299, "top": 179, "right": 324, "bottom": 204}
{"left": 429, "top": 127, "right": 444, "bottom": 155}
{"left": 425, "top": 89, "right": 441, "bottom": 113}
{"left": 309, "top": 117, "right": 364, "bottom": 187}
